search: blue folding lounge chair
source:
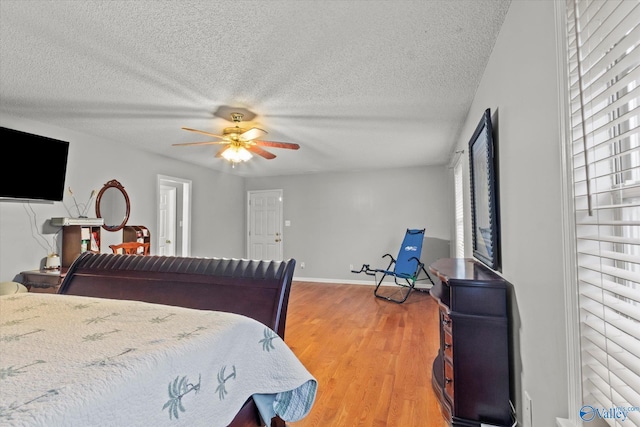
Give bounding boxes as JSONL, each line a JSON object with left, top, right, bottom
{"left": 352, "top": 228, "right": 435, "bottom": 303}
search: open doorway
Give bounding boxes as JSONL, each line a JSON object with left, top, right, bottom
{"left": 157, "top": 175, "right": 191, "bottom": 256}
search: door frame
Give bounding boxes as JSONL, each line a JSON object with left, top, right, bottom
{"left": 158, "top": 184, "right": 177, "bottom": 256}
{"left": 156, "top": 175, "right": 192, "bottom": 257}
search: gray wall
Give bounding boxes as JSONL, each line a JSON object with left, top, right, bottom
{"left": 245, "top": 167, "right": 451, "bottom": 282}
{"left": 453, "top": 1, "right": 569, "bottom": 426}
{"left": 0, "top": 115, "right": 246, "bottom": 281}
{"left": 0, "top": 116, "right": 450, "bottom": 284}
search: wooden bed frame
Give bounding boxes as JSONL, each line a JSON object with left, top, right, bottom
{"left": 58, "top": 252, "right": 296, "bottom": 427}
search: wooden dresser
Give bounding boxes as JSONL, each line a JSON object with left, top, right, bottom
{"left": 429, "top": 258, "right": 511, "bottom": 427}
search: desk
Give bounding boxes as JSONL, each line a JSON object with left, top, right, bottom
{"left": 20, "top": 269, "right": 66, "bottom": 293}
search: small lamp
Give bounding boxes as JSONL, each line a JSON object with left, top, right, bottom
{"left": 45, "top": 253, "right": 61, "bottom": 270}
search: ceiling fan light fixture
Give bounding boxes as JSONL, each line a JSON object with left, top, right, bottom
{"left": 177, "top": 112, "right": 298, "bottom": 162}
{"left": 221, "top": 145, "right": 253, "bottom": 163}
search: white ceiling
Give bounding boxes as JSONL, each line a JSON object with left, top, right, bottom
{"left": 0, "top": 0, "right": 511, "bottom": 178}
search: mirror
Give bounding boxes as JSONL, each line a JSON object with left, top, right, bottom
{"left": 95, "top": 179, "right": 130, "bottom": 232}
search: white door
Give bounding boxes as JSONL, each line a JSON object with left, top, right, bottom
{"left": 158, "top": 184, "right": 176, "bottom": 256}
{"left": 247, "top": 189, "right": 283, "bottom": 260}
{"left": 157, "top": 175, "right": 191, "bottom": 257}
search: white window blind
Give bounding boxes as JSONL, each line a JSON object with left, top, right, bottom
{"left": 454, "top": 157, "right": 465, "bottom": 258}
{"left": 565, "top": 0, "right": 640, "bottom": 426}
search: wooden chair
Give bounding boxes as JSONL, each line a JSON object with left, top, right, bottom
{"left": 109, "top": 242, "right": 150, "bottom": 255}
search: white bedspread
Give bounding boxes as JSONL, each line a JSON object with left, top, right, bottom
{"left": 0, "top": 293, "right": 316, "bottom": 426}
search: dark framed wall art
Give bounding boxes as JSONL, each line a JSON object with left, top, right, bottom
{"left": 469, "top": 108, "right": 500, "bottom": 270}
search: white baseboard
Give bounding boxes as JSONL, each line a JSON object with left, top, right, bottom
{"left": 292, "top": 276, "right": 433, "bottom": 290}
{"left": 292, "top": 276, "right": 374, "bottom": 285}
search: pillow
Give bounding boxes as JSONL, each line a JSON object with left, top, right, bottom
{"left": 0, "top": 281, "right": 28, "bottom": 295}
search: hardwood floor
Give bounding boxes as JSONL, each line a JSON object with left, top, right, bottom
{"left": 285, "top": 281, "right": 448, "bottom": 427}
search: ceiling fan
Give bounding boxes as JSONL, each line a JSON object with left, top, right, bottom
{"left": 173, "top": 112, "right": 300, "bottom": 164}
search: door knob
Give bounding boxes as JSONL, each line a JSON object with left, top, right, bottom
{"left": 166, "top": 239, "right": 172, "bottom": 244}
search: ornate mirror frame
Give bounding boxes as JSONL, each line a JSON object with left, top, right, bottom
{"left": 95, "top": 179, "right": 130, "bottom": 232}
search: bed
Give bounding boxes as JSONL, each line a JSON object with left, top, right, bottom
{"left": 0, "top": 252, "right": 316, "bottom": 427}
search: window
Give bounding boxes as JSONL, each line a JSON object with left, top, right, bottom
{"left": 564, "top": 0, "right": 640, "bottom": 426}
{"left": 454, "top": 156, "right": 465, "bottom": 258}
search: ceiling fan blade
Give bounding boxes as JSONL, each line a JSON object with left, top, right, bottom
{"left": 240, "top": 127, "right": 267, "bottom": 141}
{"left": 247, "top": 145, "right": 276, "bottom": 159}
{"left": 254, "top": 140, "right": 300, "bottom": 150}
{"left": 172, "top": 140, "right": 227, "bottom": 147}
{"left": 181, "top": 127, "right": 226, "bottom": 140}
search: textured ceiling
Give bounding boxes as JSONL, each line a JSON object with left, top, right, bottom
{"left": 0, "top": 0, "right": 511, "bottom": 177}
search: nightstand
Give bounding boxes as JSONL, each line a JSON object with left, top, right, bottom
{"left": 20, "top": 269, "right": 66, "bottom": 293}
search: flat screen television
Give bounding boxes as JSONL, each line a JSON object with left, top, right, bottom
{"left": 0, "top": 126, "right": 70, "bottom": 202}
{"left": 468, "top": 109, "right": 500, "bottom": 271}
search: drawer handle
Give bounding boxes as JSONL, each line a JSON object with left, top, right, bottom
{"left": 445, "top": 377, "right": 453, "bottom": 385}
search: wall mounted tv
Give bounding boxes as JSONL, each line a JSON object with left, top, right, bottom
{"left": 468, "top": 109, "right": 500, "bottom": 271}
{"left": 0, "top": 127, "right": 70, "bottom": 202}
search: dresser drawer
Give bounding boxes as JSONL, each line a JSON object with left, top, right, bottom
{"left": 27, "top": 284, "right": 60, "bottom": 294}
{"left": 444, "top": 359, "right": 454, "bottom": 404}
{"left": 441, "top": 311, "right": 452, "bottom": 331}
{"left": 444, "top": 329, "right": 453, "bottom": 361}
